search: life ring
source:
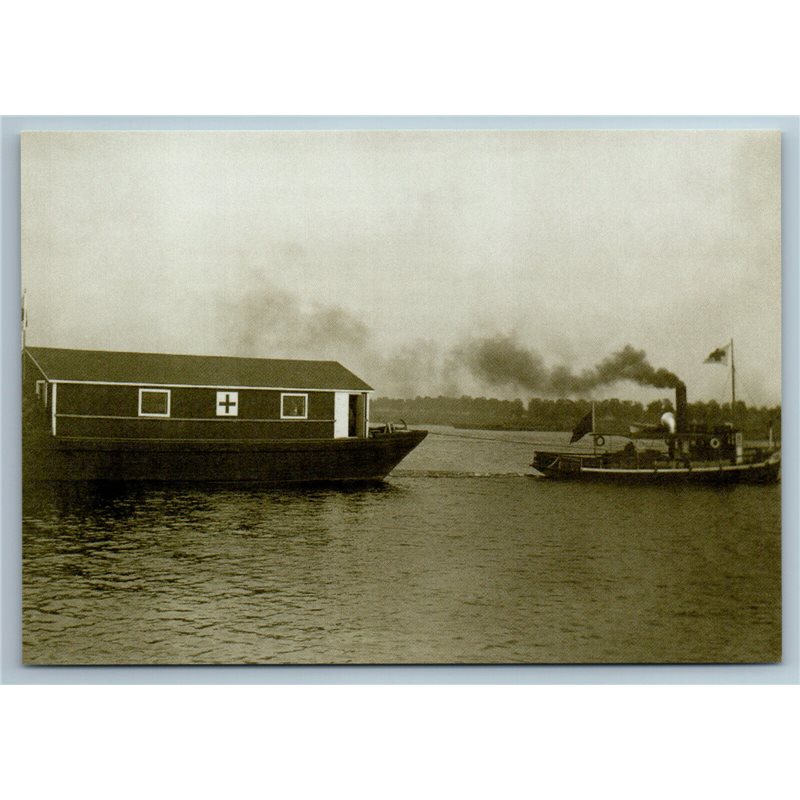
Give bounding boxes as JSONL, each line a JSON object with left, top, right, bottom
{"left": 594, "top": 435, "right": 605, "bottom": 447}
{"left": 709, "top": 436, "right": 721, "bottom": 450}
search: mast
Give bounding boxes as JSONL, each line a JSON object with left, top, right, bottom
{"left": 591, "top": 400, "right": 596, "bottom": 454}
{"left": 21, "top": 290, "right": 27, "bottom": 351}
{"left": 730, "top": 337, "right": 743, "bottom": 463}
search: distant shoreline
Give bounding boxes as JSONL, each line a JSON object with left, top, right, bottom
{"left": 372, "top": 396, "right": 781, "bottom": 439}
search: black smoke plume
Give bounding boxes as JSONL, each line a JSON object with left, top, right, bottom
{"left": 220, "top": 282, "right": 369, "bottom": 360}
{"left": 218, "top": 278, "right": 683, "bottom": 398}
{"left": 460, "top": 335, "right": 683, "bottom": 394}
{"left": 217, "top": 278, "right": 446, "bottom": 397}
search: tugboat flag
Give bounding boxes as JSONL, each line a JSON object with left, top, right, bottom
{"left": 704, "top": 345, "right": 729, "bottom": 365}
{"left": 570, "top": 410, "right": 594, "bottom": 443}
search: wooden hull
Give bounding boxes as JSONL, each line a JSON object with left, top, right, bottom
{"left": 23, "top": 430, "right": 427, "bottom": 484}
{"left": 531, "top": 453, "right": 781, "bottom": 485}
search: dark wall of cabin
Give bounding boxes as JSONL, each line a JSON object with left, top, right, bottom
{"left": 55, "top": 383, "right": 336, "bottom": 440}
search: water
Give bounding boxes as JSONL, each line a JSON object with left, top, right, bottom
{"left": 22, "top": 427, "right": 781, "bottom": 664}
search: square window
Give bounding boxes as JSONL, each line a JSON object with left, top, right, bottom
{"left": 138, "top": 388, "right": 171, "bottom": 417}
{"left": 216, "top": 391, "right": 239, "bottom": 416}
{"left": 281, "top": 393, "right": 307, "bottom": 419}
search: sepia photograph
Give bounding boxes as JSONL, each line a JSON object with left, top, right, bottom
{"left": 20, "top": 128, "right": 781, "bottom": 665}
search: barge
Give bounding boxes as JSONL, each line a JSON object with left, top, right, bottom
{"left": 23, "top": 346, "right": 426, "bottom": 484}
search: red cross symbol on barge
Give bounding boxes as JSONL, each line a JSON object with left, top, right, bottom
{"left": 216, "top": 391, "right": 239, "bottom": 416}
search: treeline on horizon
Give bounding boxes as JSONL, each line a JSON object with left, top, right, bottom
{"left": 372, "top": 395, "right": 781, "bottom": 437}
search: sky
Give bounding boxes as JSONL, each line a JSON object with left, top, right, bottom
{"left": 21, "top": 130, "right": 781, "bottom": 406}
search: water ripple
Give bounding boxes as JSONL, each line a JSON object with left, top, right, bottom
{"left": 22, "top": 435, "right": 781, "bottom": 664}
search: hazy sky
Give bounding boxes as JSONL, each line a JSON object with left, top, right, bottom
{"left": 22, "top": 130, "right": 781, "bottom": 405}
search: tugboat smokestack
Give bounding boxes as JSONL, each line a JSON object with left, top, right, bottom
{"left": 675, "top": 382, "right": 687, "bottom": 434}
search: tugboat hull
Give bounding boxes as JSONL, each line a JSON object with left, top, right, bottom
{"left": 531, "top": 452, "right": 781, "bottom": 485}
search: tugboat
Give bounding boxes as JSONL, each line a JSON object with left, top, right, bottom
{"left": 530, "top": 344, "right": 780, "bottom": 485}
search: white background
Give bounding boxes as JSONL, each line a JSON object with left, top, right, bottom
{"left": 2, "top": 1, "right": 798, "bottom": 797}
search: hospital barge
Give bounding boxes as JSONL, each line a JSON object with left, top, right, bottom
{"left": 22, "top": 346, "right": 426, "bottom": 484}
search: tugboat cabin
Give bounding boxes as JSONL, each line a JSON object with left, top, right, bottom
{"left": 23, "top": 347, "right": 373, "bottom": 443}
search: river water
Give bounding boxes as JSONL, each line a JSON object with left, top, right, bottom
{"left": 22, "top": 427, "right": 781, "bottom": 664}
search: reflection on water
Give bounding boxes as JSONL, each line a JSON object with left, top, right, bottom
{"left": 23, "top": 430, "right": 781, "bottom": 665}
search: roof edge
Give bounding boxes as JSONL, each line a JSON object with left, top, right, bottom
{"left": 23, "top": 346, "right": 373, "bottom": 391}
{"left": 25, "top": 345, "right": 351, "bottom": 367}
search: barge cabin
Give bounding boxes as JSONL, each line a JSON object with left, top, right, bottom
{"left": 23, "top": 346, "right": 426, "bottom": 483}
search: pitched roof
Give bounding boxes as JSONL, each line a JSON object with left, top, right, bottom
{"left": 25, "top": 347, "right": 372, "bottom": 391}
